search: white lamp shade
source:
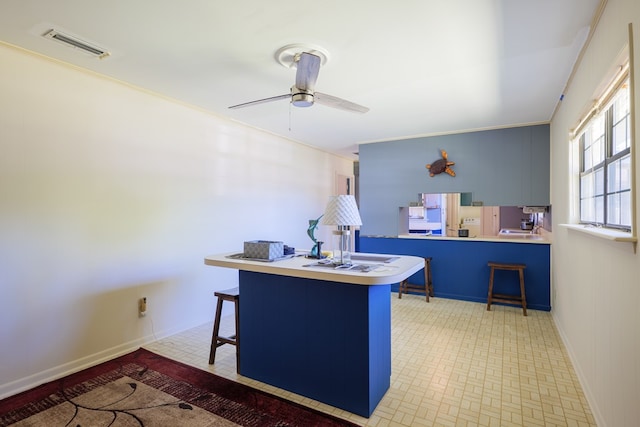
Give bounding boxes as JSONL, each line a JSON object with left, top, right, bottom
{"left": 321, "top": 195, "right": 362, "bottom": 226}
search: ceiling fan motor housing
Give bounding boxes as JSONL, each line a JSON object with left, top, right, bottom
{"left": 291, "top": 87, "right": 314, "bottom": 107}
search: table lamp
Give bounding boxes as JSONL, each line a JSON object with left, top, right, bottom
{"left": 321, "top": 195, "right": 362, "bottom": 265}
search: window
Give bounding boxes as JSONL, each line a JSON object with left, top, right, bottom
{"left": 576, "top": 72, "right": 632, "bottom": 231}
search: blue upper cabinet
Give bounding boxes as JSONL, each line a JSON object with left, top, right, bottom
{"left": 358, "top": 125, "right": 550, "bottom": 236}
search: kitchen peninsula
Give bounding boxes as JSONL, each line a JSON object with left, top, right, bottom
{"left": 360, "top": 234, "right": 551, "bottom": 311}
{"left": 204, "top": 252, "right": 424, "bottom": 417}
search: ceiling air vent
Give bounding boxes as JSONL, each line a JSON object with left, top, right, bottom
{"left": 42, "top": 29, "right": 110, "bottom": 59}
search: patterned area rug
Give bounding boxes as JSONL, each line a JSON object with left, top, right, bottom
{"left": 0, "top": 348, "right": 359, "bottom": 426}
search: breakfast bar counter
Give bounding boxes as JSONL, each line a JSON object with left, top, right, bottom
{"left": 204, "top": 252, "right": 424, "bottom": 417}
{"left": 360, "top": 235, "right": 551, "bottom": 311}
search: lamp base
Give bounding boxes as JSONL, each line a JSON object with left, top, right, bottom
{"left": 332, "top": 229, "right": 352, "bottom": 265}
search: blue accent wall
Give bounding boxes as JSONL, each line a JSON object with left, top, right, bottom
{"left": 358, "top": 125, "right": 550, "bottom": 236}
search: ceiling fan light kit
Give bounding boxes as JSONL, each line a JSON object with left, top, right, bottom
{"left": 291, "top": 88, "right": 314, "bottom": 107}
{"left": 229, "top": 43, "right": 368, "bottom": 114}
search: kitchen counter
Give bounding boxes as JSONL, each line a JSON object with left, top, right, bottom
{"left": 204, "top": 251, "right": 424, "bottom": 417}
{"left": 398, "top": 231, "right": 552, "bottom": 244}
{"left": 204, "top": 251, "right": 425, "bottom": 285}
{"left": 360, "top": 235, "right": 551, "bottom": 311}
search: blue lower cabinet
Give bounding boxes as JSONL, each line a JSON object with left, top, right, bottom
{"left": 239, "top": 271, "right": 391, "bottom": 417}
{"left": 360, "top": 237, "right": 551, "bottom": 311}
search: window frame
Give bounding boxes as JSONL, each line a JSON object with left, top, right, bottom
{"left": 561, "top": 24, "right": 637, "bottom": 251}
{"left": 575, "top": 71, "right": 632, "bottom": 232}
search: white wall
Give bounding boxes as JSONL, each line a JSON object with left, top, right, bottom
{"left": 550, "top": 1, "right": 640, "bottom": 426}
{"left": 0, "top": 43, "right": 353, "bottom": 397}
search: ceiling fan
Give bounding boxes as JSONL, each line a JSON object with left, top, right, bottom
{"left": 228, "top": 51, "right": 369, "bottom": 114}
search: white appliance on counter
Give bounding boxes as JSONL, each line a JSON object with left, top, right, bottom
{"left": 408, "top": 217, "right": 438, "bottom": 233}
{"left": 408, "top": 194, "right": 446, "bottom": 235}
{"left": 408, "top": 206, "right": 424, "bottom": 218}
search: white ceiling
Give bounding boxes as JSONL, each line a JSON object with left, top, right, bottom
{"left": 0, "top": 0, "right": 602, "bottom": 159}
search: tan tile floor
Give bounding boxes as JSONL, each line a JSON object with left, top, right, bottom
{"left": 144, "top": 296, "right": 596, "bottom": 427}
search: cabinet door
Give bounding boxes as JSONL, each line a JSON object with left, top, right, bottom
{"left": 424, "top": 193, "right": 440, "bottom": 208}
{"left": 445, "top": 193, "right": 460, "bottom": 237}
{"left": 481, "top": 206, "right": 500, "bottom": 236}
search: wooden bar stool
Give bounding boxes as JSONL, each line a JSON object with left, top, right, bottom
{"left": 399, "top": 257, "right": 433, "bottom": 302}
{"left": 486, "top": 262, "right": 527, "bottom": 316}
{"left": 209, "top": 287, "right": 240, "bottom": 372}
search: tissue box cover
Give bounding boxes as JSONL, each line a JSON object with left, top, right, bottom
{"left": 243, "top": 240, "right": 284, "bottom": 260}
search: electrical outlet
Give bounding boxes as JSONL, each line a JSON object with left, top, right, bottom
{"left": 139, "top": 297, "right": 147, "bottom": 317}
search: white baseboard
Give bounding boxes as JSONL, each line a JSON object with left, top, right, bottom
{"left": 0, "top": 324, "right": 184, "bottom": 400}
{"left": 551, "top": 312, "right": 606, "bottom": 427}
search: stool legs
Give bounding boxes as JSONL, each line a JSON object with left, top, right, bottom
{"left": 209, "top": 297, "right": 225, "bottom": 365}
{"left": 426, "top": 257, "right": 434, "bottom": 298}
{"left": 487, "top": 266, "right": 495, "bottom": 310}
{"left": 233, "top": 298, "right": 240, "bottom": 371}
{"left": 518, "top": 267, "right": 527, "bottom": 316}
{"left": 209, "top": 289, "right": 240, "bottom": 373}
{"left": 486, "top": 263, "right": 527, "bottom": 316}
{"left": 398, "top": 257, "right": 432, "bottom": 302}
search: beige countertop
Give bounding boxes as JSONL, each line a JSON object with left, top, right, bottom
{"left": 397, "top": 232, "right": 552, "bottom": 244}
{"left": 204, "top": 251, "right": 425, "bottom": 285}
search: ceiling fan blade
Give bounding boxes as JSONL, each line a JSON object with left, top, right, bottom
{"left": 314, "top": 92, "right": 369, "bottom": 114}
{"left": 295, "top": 52, "right": 321, "bottom": 91}
{"left": 228, "top": 94, "right": 290, "bottom": 109}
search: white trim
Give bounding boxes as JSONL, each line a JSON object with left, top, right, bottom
{"left": 552, "top": 311, "right": 606, "bottom": 427}
{"left": 559, "top": 223, "right": 637, "bottom": 245}
{"left": 0, "top": 323, "right": 186, "bottom": 400}
{"left": 570, "top": 61, "right": 630, "bottom": 138}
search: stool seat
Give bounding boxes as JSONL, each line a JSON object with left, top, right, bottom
{"left": 399, "top": 257, "right": 433, "bottom": 302}
{"left": 209, "top": 287, "right": 240, "bottom": 372}
{"left": 487, "top": 262, "right": 527, "bottom": 316}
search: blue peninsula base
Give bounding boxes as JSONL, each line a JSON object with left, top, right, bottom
{"left": 239, "top": 271, "right": 391, "bottom": 418}
{"left": 360, "top": 237, "right": 551, "bottom": 311}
